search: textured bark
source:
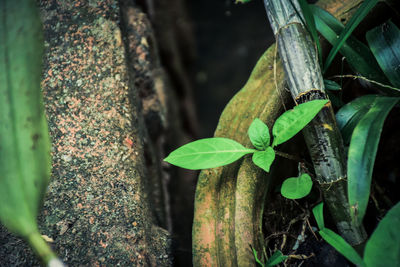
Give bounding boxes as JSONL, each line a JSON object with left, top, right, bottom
{"left": 192, "top": 45, "right": 290, "bottom": 267}
{"left": 140, "top": 1, "right": 199, "bottom": 265}
{"left": 143, "top": 0, "right": 198, "bottom": 136}
{"left": 192, "top": 1, "right": 366, "bottom": 266}
{"left": 263, "top": 0, "right": 366, "bottom": 245}
{"left": 0, "top": 0, "right": 194, "bottom": 266}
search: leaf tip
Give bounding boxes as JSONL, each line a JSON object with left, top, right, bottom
{"left": 163, "top": 154, "right": 173, "bottom": 164}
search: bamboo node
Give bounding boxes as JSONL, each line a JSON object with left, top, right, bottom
{"left": 295, "top": 89, "right": 327, "bottom": 104}
{"left": 275, "top": 21, "right": 303, "bottom": 38}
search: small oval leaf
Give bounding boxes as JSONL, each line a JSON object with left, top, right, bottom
{"left": 252, "top": 147, "right": 275, "bottom": 173}
{"left": 281, "top": 173, "right": 313, "bottom": 199}
{"left": 164, "top": 137, "right": 255, "bottom": 170}
{"left": 248, "top": 118, "right": 270, "bottom": 150}
{"left": 364, "top": 202, "right": 400, "bottom": 267}
{"left": 272, "top": 100, "right": 328, "bottom": 147}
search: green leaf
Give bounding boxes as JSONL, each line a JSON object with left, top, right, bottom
{"left": 248, "top": 118, "right": 270, "bottom": 150}
{"left": 310, "top": 5, "right": 389, "bottom": 87}
{"left": 319, "top": 228, "right": 366, "bottom": 267}
{"left": 0, "top": 0, "right": 56, "bottom": 263}
{"left": 252, "top": 147, "right": 275, "bottom": 173}
{"left": 252, "top": 247, "right": 265, "bottom": 267}
{"left": 367, "top": 20, "right": 400, "bottom": 88}
{"left": 323, "top": 0, "right": 378, "bottom": 73}
{"left": 364, "top": 202, "right": 400, "bottom": 267}
{"left": 336, "top": 95, "right": 378, "bottom": 145}
{"left": 312, "top": 202, "right": 366, "bottom": 267}
{"left": 297, "top": 0, "right": 322, "bottom": 67}
{"left": 312, "top": 202, "right": 325, "bottom": 230}
{"left": 266, "top": 250, "right": 288, "bottom": 267}
{"left": 348, "top": 97, "right": 399, "bottom": 224}
{"left": 272, "top": 99, "right": 328, "bottom": 147}
{"left": 281, "top": 173, "right": 313, "bottom": 199}
{"left": 324, "top": 79, "right": 341, "bottom": 91}
{"left": 164, "top": 137, "right": 255, "bottom": 170}
{"left": 0, "top": 0, "right": 51, "bottom": 236}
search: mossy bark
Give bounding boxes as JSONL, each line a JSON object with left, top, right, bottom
{"left": 192, "top": 45, "right": 290, "bottom": 267}
{"left": 192, "top": 1, "right": 365, "bottom": 266}
{"left": 0, "top": 0, "right": 194, "bottom": 265}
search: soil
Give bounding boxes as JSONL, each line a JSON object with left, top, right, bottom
{"left": 262, "top": 187, "right": 351, "bottom": 267}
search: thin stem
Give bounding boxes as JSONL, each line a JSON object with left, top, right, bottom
{"left": 330, "top": 74, "right": 400, "bottom": 91}
{"left": 26, "top": 231, "right": 64, "bottom": 266}
{"left": 274, "top": 150, "right": 302, "bottom": 162}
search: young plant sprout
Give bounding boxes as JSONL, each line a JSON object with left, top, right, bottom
{"left": 165, "top": 99, "right": 328, "bottom": 199}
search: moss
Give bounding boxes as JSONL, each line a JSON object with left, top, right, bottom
{"left": 193, "top": 43, "right": 289, "bottom": 267}
{"left": 192, "top": 1, "right": 365, "bottom": 266}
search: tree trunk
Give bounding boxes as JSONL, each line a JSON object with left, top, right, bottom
{"left": 0, "top": 0, "right": 196, "bottom": 266}
{"left": 192, "top": 1, "right": 366, "bottom": 266}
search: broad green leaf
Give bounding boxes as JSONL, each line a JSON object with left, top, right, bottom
{"left": 310, "top": 5, "right": 389, "bottom": 88}
{"left": 0, "top": 0, "right": 56, "bottom": 263}
{"left": 364, "top": 202, "right": 400, "bottom": 267}
{"left": 272, "top": 100, "right": 328, "bottom": 147}
{"left": 324, "top": 79, "right": 341, "bottom": 91}
{"left": 312, "top": 202, "right": 325, "bottom": 230}
{"left": 281, "top": 173, "right": 312, "bottom": 199}
{"left": 367, "top": 20, "right": 400, "bottom": 88}
{"left": 0, "top": 0, "right": 50, "bottom": 236}
{"left": 323, "top": 0, "right": 378, "bottom": 73}
{"left": 164, "top": 138, "right": 255, "bottom": 170}
{"left": 266, "top": 250, "right": 288, "bottom": 267}
{"left": 319, "top": 228, "right": 366, "bottom": 267}
{"left": 252, "top": 147, "right": 275, "bottom": 173}
{"left": 336, "top": 95, "right": 378, "bottom": 145}
{"left": 248, "top": 118, "right": 270, "bottom": 150}
{"left": 348, "top": 97, "right": 399, "bottom": 224}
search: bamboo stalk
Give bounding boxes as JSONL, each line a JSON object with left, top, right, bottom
{"left": 263, "top": 0, "right": 366, "bottom": 246}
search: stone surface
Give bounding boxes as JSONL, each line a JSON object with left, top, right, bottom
{"left": 0, "top": 0, "right": 196, "bottom": 265}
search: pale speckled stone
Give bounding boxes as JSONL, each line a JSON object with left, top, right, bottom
{"left": 0, "top": 0, "right": 173, "bottom": 266}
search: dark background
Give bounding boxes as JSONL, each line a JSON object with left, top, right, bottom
{"left": 171, "top": 1, "right": 275, "bottom": 266}
{"left": 188, "top": 0, "right": 274, "bottom": 137}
